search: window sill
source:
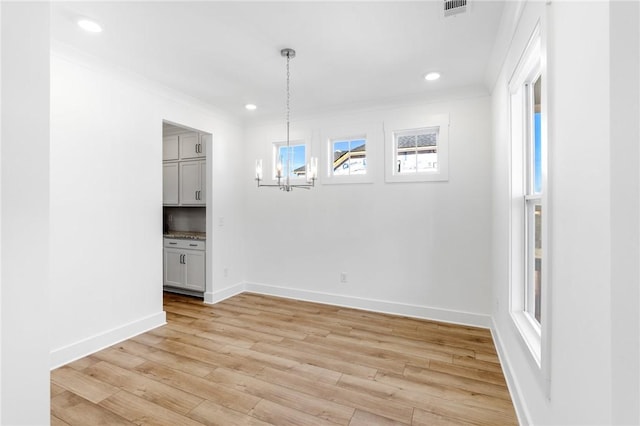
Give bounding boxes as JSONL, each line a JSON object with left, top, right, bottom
{"left": 510, "top": 310, "right": 542, "bottom": 368}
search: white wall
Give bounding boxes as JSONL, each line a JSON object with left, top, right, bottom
{"left": 1, "top": 2, "right": 51, "bottom": 424}
{"left": 491, "top": 1, "right": 640, "bottom": 424}
{"left": 49, "top": 46, "right": 246, "bottom": 367}
{"left": 610, "top": 1, "right": 640, "bottom": 423}
{"left": 243, "top": 94, "right": 494, "bottom": 326}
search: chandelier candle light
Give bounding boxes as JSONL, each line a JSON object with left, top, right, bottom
{"left": 255, "top": 48, "right": 318, "bottom": 191}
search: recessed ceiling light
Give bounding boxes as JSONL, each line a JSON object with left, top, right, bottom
{"left": 424, "top": 72, "right": 441, "bottom": 81}
{"left": 77, "top": 19, "right": 102, "bottom": 33}
{"left": 245, "top": 104, "right": 257, "bottom": 111}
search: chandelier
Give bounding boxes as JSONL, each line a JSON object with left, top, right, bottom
{"left": 255, "top": 48, "right": 318, "bottom": 191}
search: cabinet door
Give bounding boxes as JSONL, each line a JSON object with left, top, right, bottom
{"left": 184, "top": 250, "right": 205, "bottom": 291}
{"left": 179, "top": 133, "right": 203, "bottom": 160}
{"left": 163, "top": 248, "right": 184, "bottom": 288}
{"left": 199, "top": 160, "right": 206, "bottom": 203}
{"left": 163, "top": 163, "right": 179, "bottom": 205}
{"left": 179, "top": 161, "right": 201, "bottom": 205}
{"left": 163, "top": 135, "right": 179, "bottom": 161}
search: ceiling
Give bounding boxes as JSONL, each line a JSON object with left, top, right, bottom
{"left": 51, "top": 1, "right": 506, "bottom": 121}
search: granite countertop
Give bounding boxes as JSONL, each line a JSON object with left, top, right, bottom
{"left": 163, "top": 231, "right": 206, "bottom": 241}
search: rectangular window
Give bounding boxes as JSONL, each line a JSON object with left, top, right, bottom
{"left": 394, "top": 127, "right": 439, "bottom": 174}
{"left": 525, "top": 76, "right": 543, "bottom": 324}
{"left": 332, "top": 137, "right": 366, "bottom": 176}
{"left": 384, "top": 115, "right": 449, "bottom": 183}
{"left": 273, "top": 141, "right": 306, "bottom": 179}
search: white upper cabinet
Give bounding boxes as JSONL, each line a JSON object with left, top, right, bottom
{"left": 179, "top": 132, "right": 205, "bottom": 160}
{"left": 163, "top": 135, "right": 179, "bottom": 161}
{"left": 163, "top": 163, "right": 179, "bottom": 205}
{"left": 179, "top": 160, "right": 205, "bottom": 206}
{"left": 162, "top": 130, "right": 207, "bottom": 206}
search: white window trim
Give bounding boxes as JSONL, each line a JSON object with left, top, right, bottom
{"left": 321, "top": 123, "right": 379, "bottom": 185}
{"left": 271, "top": 139, "right": 308, "bottom": 182}
{"left": 508, "top": 22, "right": 550, "bottom": 378}
{"left": 384, "top": 114, "right": 449, "bottom": 183}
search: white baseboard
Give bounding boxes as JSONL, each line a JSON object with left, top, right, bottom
{"left": 490, "top": 317, "right": 530, "bottom": 426}
{"left": 50, "top": 311, "right": 166, "bottom": 370}
{"left": 244, "top": 281, "right": 491, "bottom": 329}
{"left": 204, "top": 281, "right": 246, "bottom": 304}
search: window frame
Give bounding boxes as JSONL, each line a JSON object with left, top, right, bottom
{"left": 508, "top": 23, "right": 548, "bottom": 370}
{"left": 384, "top": 114, "right": 449, "bottom": 183}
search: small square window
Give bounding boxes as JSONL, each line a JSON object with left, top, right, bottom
{"left": 332, "top": 137, "right": 367, "bottom": 177}
{"left": 321, "top": 123, "right": 379, "bottom": 185}
{"left": 394, "top": 128, "right": 439, "bottom": 174}
{"left": 273, "top": 141, "right": 306, "bottom": 180}
{"left": 384, "top": 114, "right": 449, "bottom": 183}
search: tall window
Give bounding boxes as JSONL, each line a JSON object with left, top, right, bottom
{"left": 525, "top": 76, "right": 543, "bottom": 324}
{"left": 509, "top": 26, "right": 545, "bottom": 365}
{"left": 331, "top": 137, "right": 367, "bottom": 176}
{"left": 273, "top": 141, "right": 306, "bottom": 179}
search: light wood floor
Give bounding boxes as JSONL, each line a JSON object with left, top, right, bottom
{"left": 51, "top": 292, "right": 518, "bottom": 425}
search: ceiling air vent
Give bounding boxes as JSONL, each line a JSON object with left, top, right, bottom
{"left": 444, "top": 0, "right": 468, "bottom": 17}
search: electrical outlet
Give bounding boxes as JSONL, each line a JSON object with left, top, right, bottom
{"left": 223, "top": 267, "right": 229, "bottom": 278}
{"left": 340, "top": 272, "right": 347, "bottom": 283}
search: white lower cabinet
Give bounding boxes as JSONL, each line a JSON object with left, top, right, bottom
{"left": 163, "top": 239, "right": 205, "bottom": 292}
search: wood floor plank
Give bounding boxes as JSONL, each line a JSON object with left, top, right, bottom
{"left": 51, "top": 292, "right": 518, "bottom": 426}
{"left": 412, "top": 407, "right": 471, "bottom": 426}
{"left": 255, "top": 366, "right": 414, "bottom": 424}
{"left": 403, "top": 364, "right": 512, "bottom": 401}
{"left": 92, "top": 347, "right": 147, "bottom": 370}
{"left": 50, "top": 414, "right": 72, "bottom": 426}
{"left": 134, "top": 360, "right": 261, "bottom": 414}
{"left": 117, "top": 339, "right": 216, "bottom": 377}
{"left": 207, "top": 367, "right": 355, "bottom": 425}
{"left": 348, "top": 409, "right": 409, "bottom": 426}
{"left": 51, "top": 366, "right": 120, "bottom": 404}
{"left": 66, "top": 355, "right": 101, "bottom": 371}
{"left": 251, "top": 340, "right": 378, "bottom": 379}
{"left": 51, "top": 391, "right": 134, "bottom": 426}
{"left": 51, "top": 382, "right": 67, "bottom": 398}
{"left": 99, "top": 390, "right": 203, "bottom": 426}
{"left": 85, "top": 360, "right": 204, "bottom": 415}
{"left": 248, "top": 399, "right": 340, "bottom": 426}
{"left": 429, "top": 359, "right": 509, "bottom": 386}
{"left": 374, "top": 370, "right": 515, "bottom": 413}
{"left": 452, "top": 354, "right": 506, "bottom": 373}
{"left": 187, "top": 400, "right": 271, "bottom": 426}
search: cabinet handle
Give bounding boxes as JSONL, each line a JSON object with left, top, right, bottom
{"left": 189, "top": 243, "right": 197, "bottom": 247}
{"left": 181, "top": 254, "right": 185, "bottom": 264}
{"left": 169, "top": 242, "right": 177, "bottom": 245}
{"left": 183, "top": 254, "right": 187, "bottom": 264}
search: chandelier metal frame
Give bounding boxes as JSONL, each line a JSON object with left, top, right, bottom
{"left": 255, "top": 48, "right": 318, "bottom": 192}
